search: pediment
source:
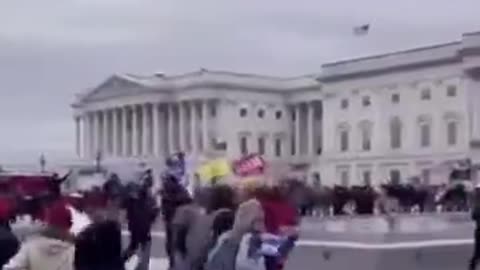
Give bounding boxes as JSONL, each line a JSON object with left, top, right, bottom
{"left": 80, "top": 75, "right": 149, "bottom": 103}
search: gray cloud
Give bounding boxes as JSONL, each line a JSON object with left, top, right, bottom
{"left": 1, "top": 0, "right": 480, "bottom": 163}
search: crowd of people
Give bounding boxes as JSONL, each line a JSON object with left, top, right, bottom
{"left": 0, "top": 167, "right": 301, "bottom": 270}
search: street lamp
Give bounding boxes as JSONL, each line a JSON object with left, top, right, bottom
{"left": 39, "top": 154, "right": 46, "bottom": 173}
{"left": 95, "top": 150, "right": 103, "bottom": 172}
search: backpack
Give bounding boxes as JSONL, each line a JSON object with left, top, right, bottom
{"left": 205, "top": 232, "right": 239, "bottom": 270}
{"left": 0, "top": 227, "right": 19, "bottom": 268}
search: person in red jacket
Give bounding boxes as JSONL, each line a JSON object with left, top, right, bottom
{"left": 256, "top": 185, "right": 299, "bottom": 270}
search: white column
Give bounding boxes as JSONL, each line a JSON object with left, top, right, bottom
{"left": 168, "top": 103, "right": 175, "bottom": 154}
{"left": 295, "top": 105, "right": 301, "bottom": 156}
{"left": 202, "top": 100, "right": 209, "bottom": 152}
{"left": 132, "top": 105, "right": 139, "bottom": 157}
{"left": 75, "top": 116, "right": 81, "bottom": 157}
{"left": 179, "top": 102, "right": 186, "bottom": 151}
{"left": 83, "top": 114, "right": 90, "bottom": 158}
{"left": 190, "top": 101, "right": 197, "bottom": 154}
{"left": 112, "top": 108, "right": 119, "bottom": 157}
{"left": 102, "top": 110, "right": 109, "bottom": 156}
{"left": 152, "top": 103, "right": 160, "bottom": 157}
{"left": 307, "top": 102, "right": 314, "bottom": 156}
{"left": 93, "top": 111, "right": 101, "bottom": 155}
{"left": 122, "top": 106, "right": 129, "bottom": 157}
{"left": 142, "top": 104, "right": 149, "bottom": 156}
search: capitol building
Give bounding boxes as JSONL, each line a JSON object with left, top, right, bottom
{"left": 72, "top": 31, "right": 480, "bottom": 186}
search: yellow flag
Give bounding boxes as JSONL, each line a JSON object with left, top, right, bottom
{"left": 196, "top": 158, "right": 231, "bottom": 181}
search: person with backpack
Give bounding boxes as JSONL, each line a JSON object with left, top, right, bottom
{"left": 205, "top": 198, "right": 265, "bottom": 270}
{"left": 172, "top": 185, "right": 236, "bottom": 270}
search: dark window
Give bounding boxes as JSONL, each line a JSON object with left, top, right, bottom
{"left": 257, "top": 109, "right": 265, "bottom": 118}
{"left": 390, "top": 117, "right": 402, "bottom": 149}
{"left": 275, "top": 138, "right": 282, "bottom": 157}
{"left": 239, "top": 108, "right": 247, "bottom": 117}
{"left": 420, "top": 123, "right": 431, "bottom": 147}
{"left": 258, "top": 137, "right": 265, "bottom": 155}
{"left": 275, "top": 110, "right": 282, "bottom": 119}
{"left": 210, "top": 106, "right": 216, "bottom": 117}
{"left": 340, "top": 130, "right": 349, "bottom": 152}
{"left": 341, "top": 170, "right": 349, "bottom": 186}
{"left": 391, "top": 93, "right": 400, "bottom": 104}
{"left": 421, "top": 169, "right": 430, "bottom": 185}
{"left": 390, "top": 170, "right": 401, "bottom": 184}
{"left": 447, "top": 121, "right": 458, "bottom": 146}
{"left": 363, "top": 171, "right": 371, "bottom": 186}
{"left": 240, "top": 136, "right": 248, "bottom": 155}
{"left": 341, "top": 99, "right": 349, "bottom": 109}
{"left": 447, "top": 85, "right": 457, "bottom": 97}
{"left": 291, "top": 111, "right": 296, "bottom": 121}
{"left": 362, "top": 96, "right": 371, "bottom": 107}
{"left": 421, "top": 88, "right": 431, "bottom": 100}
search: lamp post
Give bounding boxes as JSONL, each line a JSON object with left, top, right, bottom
{"left": 95, "top": 150, "right": 103, "bottom": 172}
{"left": 39, "top": 154, "right": 46, "bottom": 173}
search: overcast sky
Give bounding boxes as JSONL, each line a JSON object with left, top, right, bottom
{"left": 1, "top": 0, "right": 480, "bottom": 165}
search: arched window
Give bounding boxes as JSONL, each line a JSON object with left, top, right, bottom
{"left": 390, "top": 117, "right": 402, "bottom": 149}
{"left": 337, "top": 123, "right": 350, "bottom": 152}
{"left": 359, "top": 120, "right": 373, "bottom": 151}
{"left": 417, "top": 115, "right": 432, "bottom": 148}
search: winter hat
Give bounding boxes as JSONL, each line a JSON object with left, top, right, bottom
{"left": 44, "top": 201, "right": 72, "bottom": 231}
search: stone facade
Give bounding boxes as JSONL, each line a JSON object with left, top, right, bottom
{"left": 73, "top": 31, "right": 480, "bottom": 186}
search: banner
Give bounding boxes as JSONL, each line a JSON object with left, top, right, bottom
{"left": 232, "top": 154, "right": 266, "bottom": 177}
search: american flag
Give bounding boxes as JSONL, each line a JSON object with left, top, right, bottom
{"left": 233, "top": 154, "right": 266, "bottom": 177}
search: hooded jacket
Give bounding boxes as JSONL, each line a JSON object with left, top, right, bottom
{"left": 4, "top": 229, "right": 75, "bottom": 270}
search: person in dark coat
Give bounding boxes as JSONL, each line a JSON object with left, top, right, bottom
{"left": 74, "top": 209, "right": 124, "bottom": 270}
{"left": 0, "top": 202, "right": 19, "bottom": 270}
{"left": 469, "top": 184, "right": 480, "bottom": 270}
{"left": 160, "top": 175, "right": 192, "bottom": 269}
{"left": 122, "top": 183, "right": 159, "bottom": 270}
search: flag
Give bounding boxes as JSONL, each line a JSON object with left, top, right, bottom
{"left": 233, "top": 154, "right": 266, "bottom": 177}
{"left": 165, "top": 152, "right": 186, "bottom": 179}
{"left": 353, "top": 24, "right": 370, "bottom": 36}
{"left": 196, "top": 158, "right": 231, "bottom": 181}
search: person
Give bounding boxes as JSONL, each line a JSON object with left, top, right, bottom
{"left": 160, "top": 175, "right": 192, "bottom": 270}
{"left": 0, "top": 201, "right": 19, "bottom": 270}
{"left": 256, "top": 186, "right": 299, "bottom": 270}
{"left": 469, "top": 183, "right": 480, "bottom": 270}
{"left": 74, "top": 206, "right": 124, "bottom": 270}
{"left": 172, "top": 185, "right": 236, "bottom": 270}
{"left": 122, "top": 182, "right": 159, "bottom": 270}
{"left": 5, "top": 201, "right": 75, "bottom": 270}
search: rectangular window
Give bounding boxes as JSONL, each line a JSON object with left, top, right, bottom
{"left": 258, "top": 137, "right": 265, "bottom": 155}
{"left": 341, "top": 170, "right": 349, "bottom": 186}
{"left": 275, "top": 138, "right": 282, "bottom": 157}
{"left": 362, "top": 128, "right": 371, "bottom": 151}
{"left": 341, "top": 99, "right": 349, "bottom": 109}
{"left": 447, "top": 85, "right": 457, "bottom": 97}
{"left": 210, "top": 105, "right": 216, "bottom": 117}
{"left": 421, "top": 169, "right": 430, "bottom": 185}
{"left": 340, "top": 130, "right": 349, "bottom": 152}
{"left": 362, "top": 96, "right": 371, "bottom": 107}
{"left": 363, "top": 171, "right": 371, "bottom": 185}
{"left": 448, "top": 122, "right": 458, "bottom": 146}
{"left": 421, "top": 89, "right": 431, "bottom": 100}
{"left": 391, "top": 93, "right": 400, "bottom": 104}
{"left": 420, "top": 124, "right": 431, "bottom": 147}
{"left": 390, "top": 169, "right": 401, "bottom": 185}
{"left": 240, "top": 136, "right": 248, "bottom": 155}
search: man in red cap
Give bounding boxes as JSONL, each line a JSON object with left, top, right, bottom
{"left": 5, "top": 202, "right": 75, "bottom": 270}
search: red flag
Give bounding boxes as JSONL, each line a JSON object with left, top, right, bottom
{"left": 233, "top": 154, "right": 266, "bottom": 177}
